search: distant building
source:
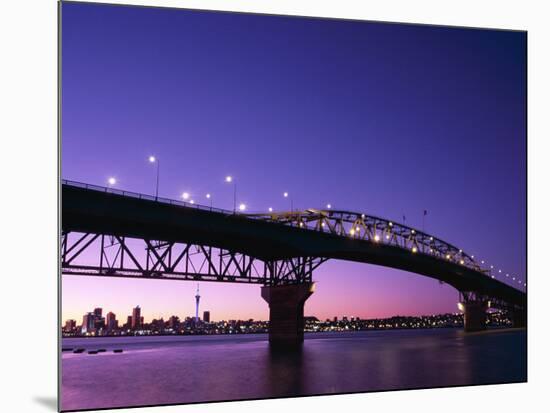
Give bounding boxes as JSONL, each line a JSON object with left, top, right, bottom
{"left": 168, "top": 315, "right": 180, "bottom": 329}
{"left": 333, "top": 316, "right": 338, "bottom": 323}
{"left": 203, "top": 311, "right": 210, "bottom": 323}
{"left": 81, "top": 312, "right": 95, "bottom": 334}
{"left": 106, "top": 312, "right": 117, "bottom": 330}
{"left": 64, "top": 319, "right": 76, "bottom": 332}
{"left": 125, "top": 315, "right": 132, "bottom": 330}
{"left": 94, "top": 317, "right": 106, "bottom": 331}
{"left": 132, "top": 306, "right": 141, "bottom": 329}
{"left": 93, "top": 307, "right": 102, "bottom": 319}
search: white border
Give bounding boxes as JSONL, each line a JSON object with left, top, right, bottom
{"left": 1, "top": 1, "right": 548, "bottom": 412}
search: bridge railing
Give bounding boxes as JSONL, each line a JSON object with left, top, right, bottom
{"left": 62, "top": 179, "right": 524, "bottom": 291}
{"left": 62, "top": 179, "right": 234, "bottom": 215}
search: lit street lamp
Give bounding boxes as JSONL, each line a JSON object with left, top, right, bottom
{"left": 283, "top": 191, "right": 293, "bottom": 212}
{"left": 148, "top": 156, "right": 160, "bottom": 200}
{"left": 206, "top": 193, "right": 212, "bottom": 209}
{"left": 107, "top": 177, "right": 117, "bottom": 187}
{"left": 225, "top": 175, "right": 237, "bottom": 213}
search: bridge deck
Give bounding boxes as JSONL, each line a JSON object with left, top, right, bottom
{"left": 61, "top": 182, "right": 526, "bottom": 307}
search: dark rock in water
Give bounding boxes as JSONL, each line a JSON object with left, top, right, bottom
{"left": 62, "top": 348, "right": 73, "bottom": 352}
{"left": 97, "top": 349, "right": 106, "bottom": 353}
{"left": 73, "top": 348, "right": 85, "bottom": 354}
{"left": 88, "top": 351, "right": 98, "bottom": 354}
{"left": 113, "top": 349, "right": 123, "bottom": 353}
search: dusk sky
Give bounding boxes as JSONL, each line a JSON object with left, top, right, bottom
{"left": 61, "top": 2, "right": 526, "bottom": 324}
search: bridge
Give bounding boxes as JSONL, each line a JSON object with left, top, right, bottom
{"left": 61, "top": 180, "right": 527, "bottom": 347}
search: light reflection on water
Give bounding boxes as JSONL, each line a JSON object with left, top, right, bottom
{"left": 61, "top": 329, "right": 526, "bottom": 411}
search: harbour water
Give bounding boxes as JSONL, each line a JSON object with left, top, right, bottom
{"left": 61, "top": 328, "right": 526, "bottom": 411}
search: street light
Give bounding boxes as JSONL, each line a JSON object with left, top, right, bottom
{"left": 206, "top": 193, "right": 212, "bottom": 209}
{"left": 107, "top": 177, "right": 116, "bottom": 186}
{"left": 327, "top": 203, "right": 332, "bottom": 209}
{"left": 181, "top": 192, "right": 190, "bottom": 201}
{"left": 238, "top": 203, "right": 246, "bottom": 212}
{"left": 148, "top": 156, "right": 160, "bottom": 200}
{"left": 225, "top": 176, "right": 236, "bottom": 213}
{"left": 268, "top": 207, "right": 273, "bottom": 212}
{"left": 283, "top": 192, "right": 293, "bottom": 212}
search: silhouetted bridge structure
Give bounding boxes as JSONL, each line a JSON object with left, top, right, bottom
{"left": 61, "top": 180, "right": 527, "bottom": 346}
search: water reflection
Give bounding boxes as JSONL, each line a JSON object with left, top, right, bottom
{"left": 61, "top": 329, "right": 526, "bottom": 411}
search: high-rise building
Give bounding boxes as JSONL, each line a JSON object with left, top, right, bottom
{"left": 93, "top": 307, "right": 103, "bottom": 319}
{"left": 132, "top": 306, "right": 141, "bottom": 329}
{"left": 81, "top": 312, "right": 95, "bottom": 334}
{"left": 203, "top": 311, "right": 210, "bottom": 323}
{"left": 106, "top": 312, "right": 117, "bottom": 330}
{"left": 195, "top": 284, "right": 200, "bottom": 322}
{"left": 64, "top": 319, "right": 76, "bottom": 332}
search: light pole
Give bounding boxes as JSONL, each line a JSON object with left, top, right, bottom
{"left": 206, "top": 193, "right": 212, "bottom": 209}
{"left": 283, "top": 191, "right": 293, "bottom": 212}
{"left": 225, "top": 176, "right": 236, "bottom": 213}
{"left": 149, "top": 156, "right": 160, "bottom": 200}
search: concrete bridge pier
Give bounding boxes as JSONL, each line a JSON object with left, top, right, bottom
{"left": 460, "top": 301, "right": 487, "bottom": 332}
{"left": 261, "top": 283, "right": 315, "bottom": 348}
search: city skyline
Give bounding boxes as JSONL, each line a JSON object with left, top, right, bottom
{"left": 61, "top": 3, "right": 526, "bottom": 322}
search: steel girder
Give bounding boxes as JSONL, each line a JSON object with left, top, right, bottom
{"left": 61, "top": 232, "right": 327, "bottom": 286}
{"left": 249, "top": 209, "right": 485, "bottom": 275}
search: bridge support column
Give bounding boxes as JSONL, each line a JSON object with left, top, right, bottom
{"left": 460, "top": 301, "right": 487, "bottom": 332}
{"left": 261, "top": 283, "right": 315, "bottom": 348}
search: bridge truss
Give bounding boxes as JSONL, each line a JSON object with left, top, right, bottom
{"left": 250, "top": 209, "right": 487, "bottom": 276}
{"left": 61, "top": 232, "right": 327, "bottom": 286}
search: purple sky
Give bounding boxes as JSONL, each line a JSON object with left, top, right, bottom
{"left": 61, "top": 2, "right": 526, "bottom": 324}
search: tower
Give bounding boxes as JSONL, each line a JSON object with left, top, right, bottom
{"left": 195, "top": 284, "right": 200, "bottom": 322}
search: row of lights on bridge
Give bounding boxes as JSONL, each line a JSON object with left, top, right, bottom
{"left": 344, "top": 222, "right": 526, "bottom": 289}
{"left": 107, "top": 158, "right": 334, "bottom": 214}
{"left": 107, "top": 157, "right": 526, "bottom": 290}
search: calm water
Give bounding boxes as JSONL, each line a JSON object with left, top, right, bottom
{"left": 61, "top": 328, "right": 526, "bottom": 411}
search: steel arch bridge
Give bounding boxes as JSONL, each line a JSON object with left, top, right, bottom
{"left": 61, "top": 180, "right": 526, "bottom": 311}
